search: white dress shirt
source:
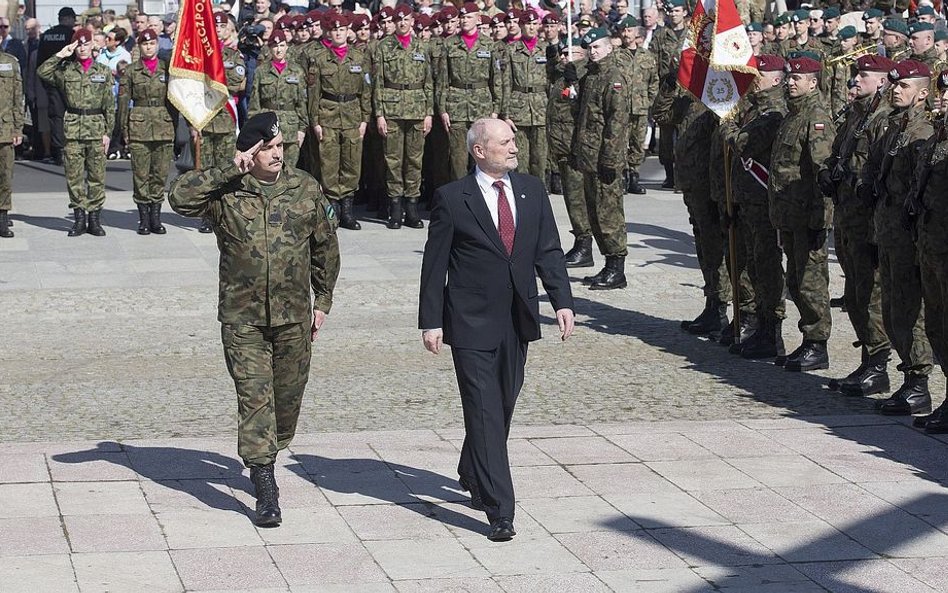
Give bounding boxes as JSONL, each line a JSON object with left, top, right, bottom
{"left": 474, "top": 166, "right": 517, "bottom": 229}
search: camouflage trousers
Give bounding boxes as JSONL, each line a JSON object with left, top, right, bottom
{"left": 738, "top": 200, "right": 785, "bottom": 320}
{"left": 920, "top": 249, "right": 948, "bottom": 378}
{"left": 557, "top": 157, "right": 590, "bottom": 239}
{"left": 879, "top": 240, "right": 933, "bottom": 376}
{"left": 836, "top": 219, "right": 889, "bottom": 356}
{"left": 720, "top": 200, "right": 756, "bottom": 315}
{"left": 319, "top": 126, "right": 363, "bottom": 200}
{"left": 282, "top": 140, "right": 300, "bottom": 173}
{"left": 201, "top": 132, "right": 235, "bottom": 170}
{"left": 448, "top": 121, "right": 474, "bottom": 180}
{"left": 64, "top": 140, "right": 106, "bottom": 212}
{"left": 780, "top": 227, "right": 831, "bottom": 342}
{"left": 0, "top": 143, "right": 13, "bottom": 211}
{"left": 658, "top": 123, "right": 676, "bottom": 167}
{"left": 382, "top": 119, "right": 426, "bottom": 199}
{"left": 221, "top": 321, "right": 312, "bottom": 467}
{"left": 130, "top": 141, "right": 172, "bottom": 205}
{"left": 683, "top": 191, "right": 731, "bottom": 303}
{"left": 626, "top": 114, "right": 648, "bottom": 173}
{"left": 582, "top": 171, "right": 627, "bottom": 257}
{"left": 513, "top": 125, "right": 547, "bottom": 181}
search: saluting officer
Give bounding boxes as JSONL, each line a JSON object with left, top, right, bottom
{"left": 0, "top": 48, "right": 23, "bottom": 239}
{"left": 38, "top": 29, "right": 114, "bottom": 237}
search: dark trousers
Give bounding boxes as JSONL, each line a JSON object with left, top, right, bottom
{"left": 452, "top": 320, "right": 527, "bottom": 522}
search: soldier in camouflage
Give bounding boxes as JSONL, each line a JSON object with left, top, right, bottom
{"left": 38, "top": 29, "right": 114, "bottom": 237}
{"left": 616, "top": 17, "right": 657, "bottom": 195}
{"left": 168, "top": 112, "right": 340, "bottom": 528}
{"left": 118, "top": 29, "right": 174, "bottom": 236}
{"left": 0, "top": 50, "right": 23, "bottom": 239}
{"left": 649, "top": 0, "right": 689, "bottom": 189}
{"left": 908, "top": 22, "right": 940, "bottom": 70}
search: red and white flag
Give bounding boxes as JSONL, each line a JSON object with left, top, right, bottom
{"left": 677, "top": 0, "right": 758, "bottom": 119}
{"left": 167, "top": 0, "right": 229, "bottom": 131}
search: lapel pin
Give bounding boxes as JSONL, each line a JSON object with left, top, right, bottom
{"left": 519, "top": 193, "right": 525, "bottom": 199}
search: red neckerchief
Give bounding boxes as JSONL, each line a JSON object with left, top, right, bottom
{"left": 142, "top": 56, "right": 158, "bottom": 74}
{"left": 272, "top": 60, "right": 287, "bottom": 74}
{"left": 396, "top": 32, "right": 412, "bottom": 49}
{"left": 330, "top": 42, "right": 348, "bottom": 61}
{"left": 460, "top": 30, "right": 478, "bottom": 50}
{"left": 79, "top": 57, "right": 93, "bottom": 72}
{"left": 522, "top": 36, "right": 537, "bottom": 52}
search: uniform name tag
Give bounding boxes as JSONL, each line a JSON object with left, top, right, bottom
{"left": 476, "top": 50, "right": 491, "bottom": 58}
{"left": 287, "top": 75, "right": 299, "bottom": 83}
{"left": 536, "top": 56, "right": 548, "bottom": 63}
{"left": 412, "top": 53, "right": 426, "bottom": 61}
{"left": 223, "top": 60, "right": 234, "bottom": 68}
{"left": 349, "top": 65, "right": 363, "bottom": 73}
{"left": 90, "top": 74, "right": 107, "bottom": 83}
{"left": 268, "top": 210, "right": 283, "bottom": 225}
{"left": 0, "top": 63, "right": 12, "bottom": 72}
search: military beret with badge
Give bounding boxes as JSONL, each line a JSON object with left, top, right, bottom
{"left": 883, "top": 18, "right": 909, "bottom": 37}
{"left": 268, "top": 29, "right": 289, "bottom": 47}
{"left": 137, "top": 29, "right": 157, "bottom": 44}
{"left": 785, "top": 55, "right": 822, "bottom": 74}
{"left": 580, "top": 27, "right": 609, "bottom": 49}
{"left": 909, "top": 22, "right": 935, "bottom": 36}
{"left": 863, "top": 8, "right": 885, "bottom": 21}
{"left": 856, "top": 54, "right": 897, "bottom": 73}
{"left": 888, "top": 59, "right": 932, "bottom": 82}
{"left": 822, "top": 7, "right": 840, "bottom": 20}
{"left": 838, "top": 25, "right": 857, "bottom": 40}
{"left": 616, "top": 15, "right": 639, "bottom": 30}
{"left": 756, "top": 54, "right": 786, "bottom": 72}
{"left": 937, "top": 69, "right": 948, "bottom": 91}
{"left": 72, "top": 28, "right": 93, "bottom": 45}
{"left": 237, "top": 112, "right": 281, "bottom": 152}
{"left": 460, "top": 2, "right": 480, "bottom": 16}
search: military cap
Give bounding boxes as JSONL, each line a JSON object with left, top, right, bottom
{"left": 822, "top": 7, "right": 840, "bottom": 20}
{"left": 937, "top": 69, "right": 948, "bottom": 90}
{"left": 917, "top": 5, "right": 936, "bottom": 16}
{"left": 756, "top": 54, "right": 786, "bottom": 72}
{"left": 237, "top": 112, "right": 281, "bottom": 152}
{"left": 479, "top": 14, "right": 490, "bottom": 25}
{"left": 542, "top": 13, "right": 560, "bottom": 25}
{"left": 137, "top": 29, "right": 158, "bottom": 44}
{"left": 324, "top": 11, "right": 349, "bottom": 29}
{"left": 59, "top": 7, "right": 77, "bottom": 17}
{"left": 666, "top": 0, "right": 686, "bottom": 8}
{"left": 791, "top": 9, "right": 810, "bottom": 23}
{"left": 889, "top": 59, "right": 932, "bottom": 81}
{"left": 856, "top": 54, "right": 896, "bottom": 72}
{"left": 304, "top": 10, "right": 321, "bottom": 27}
{"left": 350, "top": 13, "right": 370, "bottom": 31}
{"left": 505, "top": 8, "right": 521, "bottom": 21}
{"left": 838, "top": 25, "right": 857, "bottom": 40}
{"left": 491, "top": 13, "right": 507, "bottom": 25}
{"left": 520, "top": 9, "right": 540, "bottom": 24}
{"left": 616, "top": 15, "right": 639, "bottom": 30}
{"left": 378, "top": 5, "right": 395, "bottom": 22}
{"left": 290, "top": 15, "right": 306, "bottom": 30}
{"left": 393, "top": 4, "right": 412, "bottom": 22}
{"left": 787, "top": 49, "right": 821, "bottom": 61}
{"left": 275, "top": 16, "right": 292, "bottom": 30}
{"left": 414, "top": 14, "right": 432, "bottom": 31}
{"left": 909, "top": 22, "right": 935, "bottom": 35}
{"left": 937, "top": 29, "right": 948, "bottom": 42}
{"left": 863, "top": 8, "right": 885, "bottom": 20}
{"left": 440, "top": 5, "right": 459, "bottom": 20}
{"left": 773, "top": 13, "right": 790, "bottom": 26}
{"left": 268, "top": 29, "right": 289, "bottom": 46}
{"left": 72, "top": 28, "right": 93, "bottom": 44}
{"left": 580, "top": 27, "right": 609, "bottom": 48}
{"left": 576, "top": 14, "right": 595, "bottom": 28}
{"left": 786, "top": 56, "right": 822, "bottom": 73}
{"left": 459, "top": 2, "right": 480, "bottom": 16}
{"left": 213, "top": 11, "right": 229, "bottom": 25}
{"left": 746, "top": 22, "right": 763, "bottom": 33}
{"left": 882, "top": 18, "right": 908, "bottom": 36}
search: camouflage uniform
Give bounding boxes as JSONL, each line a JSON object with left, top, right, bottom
{"left": 649, "top": 25, "right": 687, "bottom": 177}
{"left": 37, "top": 55, "right": 114, "bottom": 212}
{"left": 500, "top": 38, "right": 549, "bottom": 179}
{"left": 547, "top": 58, "right": 588, "bottom": 241}
{"left": 202, "top": 47, "right": 246, "bottom": 169}
{"left": 768, "top": 90, "right": 834, "bottom": 342}
{"left": 249, "top": 60, "right": 309, "bottom": 169}
{"left": 0, "top": 53, "right": 24, "bottom": 221}
{"left": 618, "top": 46, "right": 658, "bottom": 177}
{"left": 436, "top": 33, "right": 502, "bottom": 180}
{"left": 168, "top": 163, "right": 340, "bottom": 467}
{"left": 118, "top": 58, "right": 175, "bottom": 205}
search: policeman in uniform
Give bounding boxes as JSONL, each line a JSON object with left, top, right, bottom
{"left": 0, "top": 49, "right": 23, "bottom": 238}
{"left": 374, "top": 5, "right": 434, "bottom": 230}
{"left": 38, "top": 29, "right": 114, "bottom": 237}
{"left": 249, "top": 29, "right": 309, "bottom": 170}
{"left": 308, "top": 11, "right": 371, "bottom": 230}
{"left": 169, "top": 112, "right": 340, "bottom": 527}
{"left": 573, "top": 27, "right": 631, "bottom": 290}
{"left": 768, "top": 55, "right": 835, "bottom": 372}
{"left": 616, "top": 17, "right": 658, "bottom": 195}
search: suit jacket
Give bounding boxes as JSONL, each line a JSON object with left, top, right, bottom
{"left": 418, "top": 171, "right": 574, "bottom": 350}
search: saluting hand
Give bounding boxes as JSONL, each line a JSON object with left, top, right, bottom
{"left": 56, "top": 41, "right": 78, "bottom": 59}
{"left": 233, "top": 139, "right": 264, "bottom": 173}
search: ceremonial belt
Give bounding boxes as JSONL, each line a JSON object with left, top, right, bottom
{"left": 65, "top": 107, "right": 105, "bottom": 116}
{"left": 450, "top": 81, "right": 488, "bottom": 89}
{"left": 321, "top": 92, "right": 358, "bottom": 102}
{"left": 134, "top": 99, "right": 165, "bottom": 107}
{"left": 741, "top": 157, "right": 770, "bottom": 189}
{"left": 384, "top": 81, "right": 424, "bottom": 90}
{"left": 512, "top": 84, "right": 545, "bottom": 93}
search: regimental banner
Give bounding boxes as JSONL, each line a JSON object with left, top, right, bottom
{"left": 677, "top": 0, "right": 758, "bottom": 119}
{"left": 167, "top": 0, "right": 228, "bottom": 131}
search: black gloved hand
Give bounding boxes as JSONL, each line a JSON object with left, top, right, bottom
{"left": 563, "top": 62, "right": 579, "bottom": 84}
{"left": 817, "top": 169, "right": 836, "bottom": 197}
{"left": 856, "top": 182, "right": 875, "bottom": 204}
{"left": 599, "top": 166, "right": 617, "bottom": 185}
{"left": 808, "top": 228, "right": 828, "bottom": 251}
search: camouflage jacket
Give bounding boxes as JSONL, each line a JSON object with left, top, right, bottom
{"left": 778, "top": 36, "right": 825, "bottom": 58}
{"left": 912, "top": 47, "right": 940, "bottom": 70}
{"left": 722, "top": 85, "right": 787, "bottom": 204}
{"left": 499, "top": 38, "right": 549, "bottom": 127}
{"left": 118, "top": 58, "right": 175, "bottom": 143}
{"left": 249, "top": 60, "right": 310, "bottom": 138}
{"left": 870, "top": 104, "right": 932, "bottom": 248}
{"left": 649, "top": 25, "right": 687, "bottom": 79}
{"left": 674, "top": 99, "right": 716, "bottom": 192}
{"left": 37, "top": 55, "right": 114, "bottom": 141}
{"left": 768, "top": 90, "right": 835, "bottom": 230}
{"left": 205, "top": 47, "right": 246, "bottom": 134}
{"left": 914, "top": 118, "right": 948, "bottom": 254}
{"left": 372, "top": 34, "right": 434, "bottom": 121}
{"left": 0, "top": 53, "right": 24, "bottom": 142}
{"left": 307, "top": 44, "right": 372, "bottom": 129}
{"left": 618, "top": 47, "right": 658, "bottom": 116}
{"left": 546, "top": 58, "right": 586, "bottom": 159}
{"left": 436, "top": 33, "right": 501, "bottom": 123}
{"left": 168, "top": 164, "right": 341, "bottom": 325}
{"left": 572, "top": 52, "right": 632, "bottom": 173}
{"left": 827, "top": 61, "right": 850, "bottom": 118}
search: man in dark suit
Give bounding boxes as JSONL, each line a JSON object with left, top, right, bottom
{"left": 419, "top": 118, "right": 575, "bottom": 541}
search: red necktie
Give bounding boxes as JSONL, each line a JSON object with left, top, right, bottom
{"left": 494, "top": 180, "right": 515, "bottom": 255}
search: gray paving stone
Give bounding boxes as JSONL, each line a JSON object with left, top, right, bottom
{"left": 795, "top": 559, "right": 939, "bottom": 593}
{"left": 529, "top": 436, "right": 638, "bottom": 465}
{"left": 725, "top": 455, "right": 848, "bottom": 488}
{"left": 603, "top": 491, "right": 730, "bottom": 528}
{"left": 432, "top": 501, "right": 548, "bottom": 539}
{"left": 157, "top": 509, "right": 262, "bottom": 549}
{"left": 293, "top": 585, "right": 396, "bottom": 593}
{"left": 604, "top": 432, "right": 716, "bottom": 461}
{"left": 645, "top": 459, "right": 763, "bottom": 491}
{"left": 365, "top": 538, "right": 485, "bottom": 580}
{"left": 268, "top": 543, "right": 389, "bottom": 586}
{"left": 0, "top": 453, "right": 50, "bottom": 483}
{"left": 460, "top": 534, "right": 587, "bottom": 576}
{"left": 394, "top": 578, "right": 502, "bottom": 593}
{"left": 337, "top": 503, "right": 453, "bottom": 541}
{"left": 0, "top": 554, "right": 78, "bottom": 593}
{"left": 566, "top": 463, "right": 680, "bottom": 496}
{"left": 0, "top": 482, "right": 59, "bottom": 518}
{"left": 170, "top": 547, "right": 286, "bottom": 591}
{"left": 738, "top": 521, "right": 878, "bottom": 562}
{"left": 315, "top": 470, "right": 419, "bottom": 506}
{"left": 594, "top": 568, "right": 713, "bottom": 593}
{"left": 518, "top": 495, "right": 638, "bottom": 533}
{"left": 494, "top": 573, "right": 611, "bottom": 592}
{"left": 649, "top": 526, "right": 783, "bottom": 567}
{"left": 47, "top": 452, "right": 139, "bottom": 482}
{"left": 510, "top": 465, "right": 596, "bottom": 499}
{"left": 555, "top": 530, "right": 688, "bottom": 571}
{"left": 889, "top": 558, "right": 948, "bottom": 591}
{"left": 254, "top": 507, "right": 358, "bottom": 545}
{"left": 140, "top": 478, "right": 244, "bottom": 513}
{"left": 0, "top": 516, "right": 70, "bottom": 556}
{"left": 859, "top": 480, "right": 948, "bottom": 525}
{"left": 808, "top": 452, "right": 928, "bottom": 483}
{"left": 683, "top": 426, "right": 798, "bottom": 458}
{"left": 506, "top": 439, "right": 556, "bottom": 466}
{"left": 72, "top": 550, "right": 183, "bottom": 593}
{"left": 689, "top": 488, "right": 818, "bottom": 525}
{"left": 63, "top": 513, "right": 166, "bottom": 553}
{"left": 693, "top": 564, "right": 823, "bottom": 592}
{"left": 54, "top": 480, "right": 150, "bottom": 515}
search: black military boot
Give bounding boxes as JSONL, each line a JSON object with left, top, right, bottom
{"left": 840, "top": 349, "right": 890, "bottom": 396}
{"left": 829, "top": 346, "right": 867, "bottom": 391}
{"left": 68, "top": 208, "right": 87, "bottom": 237}
{"left": 0, "top": 210, "right": 13, "bottom": 238}
{"left": 136, "top": 203, "right": 151, "bottom": 235}
{"left": 149, "top": 203, "right": 167, "bottom": 234}
{"left": 879, "top": 375, "right": 932, "bottom": 416}
{"left": 627, "top": 170, "right": 646, "bottom": 195}
{"left": 249, "top": 464, "right": 282, "bottom": 527}
{"left": 723, "top": 313, "right": 758, "bottom": 351}
{"left": 198, "top": 218, "right": 213, "bottom": 233}
{"left": 403, "top": 198, "right": 425, "bottom": 229}
{"left": 86, "top": 209, "right": 106, "bottom": 236}
{"left": 661, "top": 163, "right": 675, "bottom": 189}
{"left": 741, "top": 317, "right": 785, "bottom": 360}
{"left": 784, "top": 340, "right": 829, "bottom": 372}
{"left": 685, "top": 299, "right": 728, "bottom": 335}
{"left": 339, "top": 196, "right": 361, "bottom": 230}
{"left": 386, "top": 197, "right": 403, "bottom": 229}
{"left": 549, "top": 171, "right": 563, "bottom": 194}
{"left": 565, "top": 236, "right": 594, "bottom": 268}
{"left": 681, "top": 297, "right": 713, "bottom": 330}
{"left": 923, "top": 401, "right": 948, "bottom": 434}
{"left": 776, "top": 339, "right": 805, "bottom": 367}
{"left": 590, "top": 256, "right": 627, "bottom": 290}
{"left": 582, "top": 264, "right": 608, "bottom": 285}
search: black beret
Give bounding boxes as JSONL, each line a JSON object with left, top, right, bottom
{"left": 237, "top": 112, "right": 280, "bottom": 152}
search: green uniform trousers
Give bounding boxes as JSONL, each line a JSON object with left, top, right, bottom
{"left": 780, "top": 227, "right": 831, "bottom": 341}
{"left": 558, "top": 158, "right": 590, "bottom": 239}
{"left": 879, "top": 241, "right": 933, "bottom": 376}
{"left": 64, "top": 140, "right": 106, "bottom": 212}
{"left": 201, "top": 132, "right": 234, "bottom": 170}
{"left": 836, "top": 220, "right": 889, "bottom": 356}
{"left": 739, "top": 201, "right": 785, "bottom": 320}
{"left": 723, "top": 203, "right": 756, "bottom": 315}
{"left": 222, "top": 321, "right": 312, "bottom": 467}
{"left": 683, "top": 190, "right": 731, "bottom": 302}
{"left": 282, "top": 141, "right": 300, "bottom": 174}
{"left": 382, "top": 119, "right": 426, "bottom": 199}
{"left": 320, "top": 126, "right": 363, "bottom": 200}
{"left": 448, "top": 122, "right": 474, "bottom": 180}
{"left": 920, "top": 249, "right": 948, "bottom": 378}
{"left": 0, "top": 143, "right": 13, "bottom": 211}
{"left": 627, "top": 114, "right": 648, "bottom": 173}
{"left": 582, "top": 172, "right": 628, "bottom": 257}
{"left": 514, "top": 125, "right": 547, "bottom": 181}
{"left": 130, "top": 141, "right": 172, "bottom": 205}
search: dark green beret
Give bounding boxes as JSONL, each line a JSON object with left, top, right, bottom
{"left": 909, "top": 22, "right": 935, "bottom": 35}
{"left": 580, "top": 27, "right": 609, "bottom": 48}
{"left": 616, "top": 15, "right": 639, "bottom": 30}
{"left": 863, "top": 8, "right": 885, "bottom": 20}
{"left": 838, "top": 25, "right": 857, "bottom": 40}
{"left": 883, "top": 18, "right": 909, "bottom": 36}
{"left": 822, "top": 7, "right": 841, "bottom": 20}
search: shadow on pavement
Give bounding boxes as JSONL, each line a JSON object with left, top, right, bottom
{"left": 627, "top": 222, "right": 700, "bottom": 271}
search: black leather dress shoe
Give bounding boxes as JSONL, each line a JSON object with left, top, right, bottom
{"left": 459, "top": 476, "right": 485, "bottom": 511}
{"left": 487, "top": 517, "right": 516, "bottom": 541}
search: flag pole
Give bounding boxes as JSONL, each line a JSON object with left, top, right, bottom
{"left": 566, "top": 1, "right": 572, "bottom": 58}
{"left": 723, "top": 142, "right": 741, "bottom": 344}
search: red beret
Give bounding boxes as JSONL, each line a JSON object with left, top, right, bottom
{"left": 542, "top": 13, "right": 560, "bottom": 25}
{"left": 137, "top": 29, "right": 157, "bottom": 44}
{"left": 268, "top": 29, "right": 288, "bottom": 46}
{"left": 786, "top": 56, "right": 821, "bottom": 74}
{"left": 212, "top": 11, "right": 229, "bottom": 25}
{"left": 506, "top": 8, "right": 521, "bottom": 21}
{"left": 275, "top": 16, "right": 292, "bottom": 30}
{"left": 491, "top": 13, "right": 507, "bottom": 25}
{"left": 72, "top": 28, "right": 93, "bottom": 44}
{"left": 325, "top": 12, "right": 350, "bottom": 30}
{"left": 460, "top": 2, "right": 480, "bottom": 16}
{"left": 756, "top": 54, "right": 785, "bottom": 72}
{"left": 889, "top": 59, "right": 932, "bottom": 81}
{"left": 378, "top": 6, "right": 395, "bottom": 22}
{"left": 350, "top": 13, "right": 370, "bottom": 31}
{"left": 519, "top": 9, "right": 539, "bottom": 25}
{"left": 856, "top": 54, "right": 896, "bottom": 73}
{"left": 439, "top": 6, "right": 459, "bottom": 20}
{"left": 393, "top": 4, "right": 412, "bottom": 22}
{"left": 414, "top": 14, "right": 432, "bottom": 31}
